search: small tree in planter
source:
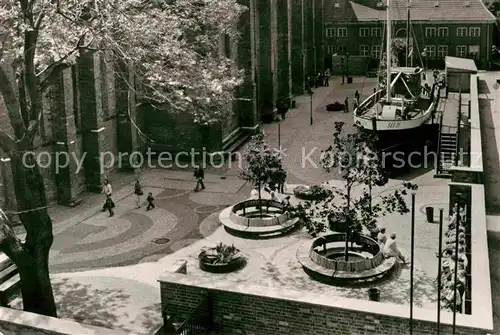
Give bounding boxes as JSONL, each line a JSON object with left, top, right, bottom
{"left": 295, "top": 122, "right": 417, "bottom": 260}
{"left": 240, "top": 134, "right": 286, "bottom": 217}
{"left": 198, "top": 243, "right": 246, "bottom": 273}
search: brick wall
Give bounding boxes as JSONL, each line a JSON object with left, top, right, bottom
{"left": 291, "top": 0, "right": 305, "bottom": 95}
{"left": 324, "top": 21, "right": 493, "bottom": 70}
{"left": 160, "top": 279, "right": 489, "bottom": 335}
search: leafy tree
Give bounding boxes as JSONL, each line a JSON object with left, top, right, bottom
{"left": 0, "top": 0, "right": 244, "bottom": 316}
{"left": 294, "top": 122, "right": 417, "bottom": 260}
{"left": 240, "top": 134, "right": 285, "bottom": 217}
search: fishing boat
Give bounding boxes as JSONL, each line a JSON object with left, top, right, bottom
{"left": 353, "top": 0, "right": 438, "bottom": 133}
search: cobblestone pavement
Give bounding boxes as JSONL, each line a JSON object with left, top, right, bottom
{"left": 261, "top": 76, "right": 378, "bottom": 185}
{"left": 46, "top": 168, "right": 252, "bottom": 273}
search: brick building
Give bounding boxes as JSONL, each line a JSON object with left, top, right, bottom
{"left": 323, "top": 0, "right": 496, "bottom": 75}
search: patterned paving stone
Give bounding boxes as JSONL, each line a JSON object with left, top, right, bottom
{"left": 199, "top": 211, "right": 222, "bottom": 237}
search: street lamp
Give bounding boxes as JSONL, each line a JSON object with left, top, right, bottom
{"left": 346, "top": 53, "right": 350, "bottom": 83}
{"left": 340, "top": 56, "right": 345, "bottom": 84}
{"left": 275, "top": 115, "right": 282, "bottom": 149}
{"left": 308, "top": 87, "right": 313, "bottom": 125}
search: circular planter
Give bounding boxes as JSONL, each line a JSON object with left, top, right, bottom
{"left": 293, "top": 185, "right": 331, "bottom": 201}
{"left": 198, "top": 251, "right": 246, "bottom": 273}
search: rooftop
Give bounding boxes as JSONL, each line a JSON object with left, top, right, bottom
{"left": 445, "top": 56, "right": 478, "bottom": 72}
{"left": 325, "top": 0, "right": 496, "bottom": 22}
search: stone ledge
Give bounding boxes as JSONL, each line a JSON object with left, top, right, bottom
{"left": 0, "top": 306, "right": 131, "bottom": 335}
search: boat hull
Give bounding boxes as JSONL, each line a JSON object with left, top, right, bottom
{"left": 353, "top": 102, "right": 436, "bottom": 131}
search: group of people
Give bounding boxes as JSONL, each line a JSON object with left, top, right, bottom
{"left": 343, "top": 90, "right": 362, "bottom": 114}
{"left": 437, "top": 205, "right": 468, "bottom": 312}
{"left": 101, "top": 179, "right": 156, "bottom": 217}
{"left": 376, "top": 227, "right": 406, "bottom": 264}
{"left": 100, "top": 166, "right": 207, "bottom": 217}
{"left": 307, "top": 70, "right": 330, "bottom": 89}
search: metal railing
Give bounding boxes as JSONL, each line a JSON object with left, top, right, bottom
{"left": 171, "top": 295, "right": 213, "bottom": 335}
{"left": 436, "top": 107, "right": 444, "bottom": 175}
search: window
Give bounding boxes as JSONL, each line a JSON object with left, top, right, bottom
{"left": 326, "top": 28, "right": 336, "bottom": 37}
{"left": 372, "top": 45, "right": 381, "bottom": 59}
{"left": 360, "top": 45, "right": 369, "bottom": 56}
{"left": 327, "top": 45, "right": 336, "bottom": 54}
{"left": 425, "top": 27, "right": 436, "bottom": 37}
{"left": 371, "top": 28, "right": 381, "bottom": 37}
{"left": 437, "top": 45, "right": 448, "bottom": 58}
{"left": 469, "top": 27, "right": 480, "bottom": 37}
{"left": 456, "top": 45, "right": 467, "bottom": 57}
{"left": 425, "top": 45, "right": 436, "bottom": 58}
{"left": 469, "top": 45, "right": 480, "bottom": 59}
{"left": 337, "top": 45, "right": 346, "bottom": 53}
{"left": 338, "top": 28, "right": 347, "bottom": 37}
{"left": 359, "top": 28, "right": 369, "bottom": 37}
{"left": 437, "top": 27, "right": 448, "bottom": 37}
{"left": 456, "top": 27, "right": 467, "bottom": 37}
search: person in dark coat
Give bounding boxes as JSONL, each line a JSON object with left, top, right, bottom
{"left": 323, "top": 71, "right": 329, "bottom": 86}
{"left": 146, "top": 192, "right": 155, "bottom": 210}
{"left": 344, "top": 96, "right": 349, "bottom": 113}
{"left": 194, "top": 165, "right": 205, "bottom": 191}
{"left": 104, "top": 195, "right": 115, "bottom": 217}
{"left": 355, "top": 90, "right": 360, "bottom": 103}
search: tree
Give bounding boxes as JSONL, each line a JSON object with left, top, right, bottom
{"left": 294, "top": 122, "right": 416, "bottom": 261}
{"left": 0, "top": 0, "right": 245, "bottom": 316}
{"left": 240, "top": 134, "right": 285, "bottom": 217}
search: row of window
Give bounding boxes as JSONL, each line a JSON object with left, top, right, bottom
{"left": 326, "top": 27, "right": 481, "bottom": 38}
{"left": 326, "top": 45, "right": 480, "bottom": 59}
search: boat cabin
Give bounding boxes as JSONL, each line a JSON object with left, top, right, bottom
{"left": 390, "top": 67, "right": 423, "bottom": 97}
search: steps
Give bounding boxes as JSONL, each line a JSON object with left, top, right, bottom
{"left": 0, "top": 253, "right": 20, "bottom": 306}
{"left": 437, "top": 132, "right": 457, "bottom": 177}
{"left": 220, "top": 128, "right": 253, "bottom": 158}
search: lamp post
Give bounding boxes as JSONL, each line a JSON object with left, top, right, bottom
{"left": 275, "top": 115, "right": 282, "bottom": 149}
{"left": 308, "top": 88, "right": 313, "bottom": 125}
{"left": 340, "top": 56, "right": 345, "bottom": 84}
{"left": 346, "top": 53, "right": 350, "bottom": 83}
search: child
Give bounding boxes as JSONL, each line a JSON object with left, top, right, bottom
{"left": 146, "top": 192, "right": 155, "bottom": 210}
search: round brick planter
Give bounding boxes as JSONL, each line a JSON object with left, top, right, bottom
{"left": 198, "top": 250, "right": 246, "bottom": 273}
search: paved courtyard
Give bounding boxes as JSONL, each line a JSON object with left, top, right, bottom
{"left": 8, "top": 75, "right": 500, "bottom": 334}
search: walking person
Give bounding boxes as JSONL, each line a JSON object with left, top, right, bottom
{"left": 134, "top": 179, "right": 143, "bottom": 208}
{"left": 104, "top": 194, "right": 115, "bottom": 217}
{"left": 344, "top": 96, "right": 349, "bottom": 113}
{"left": 193, "top": 165, "right": 205, "bottom": 191}
{"left": 101, "top": 179, "right": 112, "bottom": 211}
{"left": 355, "top": 90, "right": 360, "bottom": 103}
{"left": 353, "top": 96, "right": 358, "bottom": 110}
{"left": 324, "top": 70, "right": 330, "bottom": 86}
{"left": 146, "top": 192, "right": 155, "bottom": 210}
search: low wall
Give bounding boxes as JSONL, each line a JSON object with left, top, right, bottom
{"left": 159, "top": 216, "right": 493, "bottom": 335}
{"left": 0, "top": 307, "right": 129, "bottom": 335}
{"left": 450, "top": 74, "right": 483, "bottom": 183}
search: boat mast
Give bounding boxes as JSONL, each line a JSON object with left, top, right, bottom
{"left": 386, "top": 0, "right": 391, "bottom": 103}
{"left": 406, "top": 0, "right": 410, "bottom": 67}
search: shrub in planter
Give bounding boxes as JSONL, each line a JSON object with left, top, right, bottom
{"left": 293, "top": 185, "right": 332, "bottom": 201}
{"left": 198, "top": 243, "right": 246, "bottom": 273}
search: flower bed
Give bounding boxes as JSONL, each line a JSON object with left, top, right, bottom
{"left": 293, "top": 185, "right": 332, "bottom": 201}
{"left": 438, "top": 207, "right": 469, "bottom": 313}
{"left": 198, "top": 243, "right": 246, "bottom": 273}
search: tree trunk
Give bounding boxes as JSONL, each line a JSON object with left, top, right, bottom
{"left": 9, "top": 153, "right": 57, "bottom": 317}
{"left": 345, "top": 187, "right": 351, "bottom": 261}
{"left": 258, "top": 180, "right": 263, "bottom": 218}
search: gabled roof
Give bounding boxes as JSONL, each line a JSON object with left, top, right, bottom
{"left": 326, "top": 0, "right": 496, "bottom": 22}
{"left": 445, "top": 56, "right": 478, "bottom": 72}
